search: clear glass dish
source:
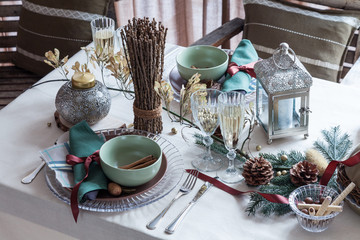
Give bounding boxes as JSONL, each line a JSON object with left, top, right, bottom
{"left": 45, "top": 128, "right": 184, "bottom": 212}
{"left": 289, "top": 184, "right": 343, "bottom": 232}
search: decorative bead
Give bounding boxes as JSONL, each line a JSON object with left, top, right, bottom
{"left": 47, "top": 122, "right": 52, "bottom": 127}
{"left": 256, "top": 145, "right": 262, "bottom": 151}
{"left": 281, "top": 155, "right": 288, "bottom": 161}
{"left": 304, "top": 197, "right": 314, "bottom": 204}
{"left": 171, "top": 127, "right": 178, "bottom": 134}
{"left": 281, "top": 170, "right": 287, "bottom": 175}
{"left": 301, "top": 209, "right": 309, "bottom": 214}
{"left": 276, "top": 171, "right": 282, "bottom": 176}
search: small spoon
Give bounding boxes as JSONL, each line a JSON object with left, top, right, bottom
{"left": 21, "top": 160, "right": 45, "bottom": 184}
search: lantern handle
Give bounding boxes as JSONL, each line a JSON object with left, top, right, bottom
{"left": 272, "top": 43, "right": 296, "bottom": 70}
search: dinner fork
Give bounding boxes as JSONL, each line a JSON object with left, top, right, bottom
{"left": 146, "top": 169, "right": 199, "bottom": 230}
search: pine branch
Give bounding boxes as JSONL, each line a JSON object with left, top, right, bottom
{"left": 270, "top": 174, "right": 292, "bottom": 185}
{"left": 314, "top": 126, "right": 352, "bottom": 161}
{"left": 261, "top": 151, "right": 305, "bottom": 169}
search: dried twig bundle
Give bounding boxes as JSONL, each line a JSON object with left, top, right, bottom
{"left": 120, "top": 18, "right": 167, "bottom": 133}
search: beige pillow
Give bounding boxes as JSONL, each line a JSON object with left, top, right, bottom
{"left": 14, "top": 0, "right": 110, "bottom": 76}
{"left": 243, "top": 0, "right": 360, "bottom": 82}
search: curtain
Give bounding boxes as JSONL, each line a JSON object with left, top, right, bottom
{"left": 114, "top": 0, "right": 244, "bottom": 49}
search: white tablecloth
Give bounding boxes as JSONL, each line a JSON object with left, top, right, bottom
{"left": 1, "top": 44, "right": 360, "bottom": 240}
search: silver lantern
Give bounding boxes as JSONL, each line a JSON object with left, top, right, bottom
{"left": 254, "top": 43, "right": 312, "bottom": 144}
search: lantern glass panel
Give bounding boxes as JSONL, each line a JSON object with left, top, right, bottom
{"left": 256, "top": 81, "right": 269, "bottom": 132}
{"left": 273, "top": 96, "right": 304, "bottom": 131}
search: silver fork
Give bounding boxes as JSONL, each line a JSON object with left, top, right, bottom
{"left": 146, "top": 169, "right": 199, "bottom": 230}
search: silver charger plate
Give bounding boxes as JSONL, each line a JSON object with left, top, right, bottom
{"left": 45, "top": 128, "right": 184, "bottom": 212}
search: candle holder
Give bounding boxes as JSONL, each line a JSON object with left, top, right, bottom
{"left": 55, "top": 72, "right": 111, "bottom": 126}
{"left": 254, "top": 43, "right": 312, "bottom": 144}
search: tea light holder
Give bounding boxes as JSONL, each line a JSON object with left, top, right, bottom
{"left": 254, "top": 43, "right": 312, "bottom": 144}
{"left": 55, "top": 72, "right": 111, "bottom": 126}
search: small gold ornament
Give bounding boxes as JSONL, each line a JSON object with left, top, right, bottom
{"left": 281, "top": 170, "right": 287, "bottom": 175}
{"left": 276, "top": 171, "right": 282, "bottom": 176}
{"left": 281, "top": 155, "right": 288, "bottom": 161}
{"left": 47, "top": 122, "right": 52, "bottom": 127}
{"left": 171, "top": 127, "right": 178, "bottom": 134}
{"left": 256, "top": 145, "right": 262, "bottom": 151}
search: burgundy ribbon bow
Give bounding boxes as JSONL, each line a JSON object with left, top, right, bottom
{"left": 186, "top": 151, "right": 360, "bottom": 205}
{"left": 226, "top": 61, "right": 258, "bottom": 78}
{"left": 66, "top": 150, "right": 101, "bottom": 222}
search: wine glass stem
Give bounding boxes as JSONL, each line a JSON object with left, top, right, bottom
{"left": 227, "top": 149, "right": 236, "bottom": 170}
{"left": 203, "top": 135, "right": 213, "bottom": 160}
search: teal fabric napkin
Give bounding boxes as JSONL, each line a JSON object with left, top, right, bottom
{"left": 69, "top": 121, "right": 108, "bottom": 202}
{"left": 222, "top": 39, "right": 258, "bottom": 93}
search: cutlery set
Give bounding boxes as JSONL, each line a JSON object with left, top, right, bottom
{"left": 147, "top": 169, "right": 212, "bottom": 234}
{"left": 22, "top": 160, "right": 208, "bottom": 234}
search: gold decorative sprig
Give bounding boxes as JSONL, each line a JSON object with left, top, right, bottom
{"left": 71, "top": 61, "right": 91, "bottom": 73}
{"left": 44, "top": 48, "right": 69, "bottom": 80}
{"left": 154, "top": 80, "right": 174, "bottom": 120}
{"left": 106, "top": 49, "right": 133, "bottom": 98}
{"left": 180, "top": 73, "right": 206, "bottom": 121}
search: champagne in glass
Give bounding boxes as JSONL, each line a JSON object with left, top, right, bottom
{"left": 217, "top": 91, "right": 245, "bottom": 183}
{"left": 94, "top": 29, "right": 114, "bottom": 58}
{"left": 91, "top": 17, "right": 115, "bottom": 89}
{"left": 191, "top": 89, "right": 223, "bottom": 172}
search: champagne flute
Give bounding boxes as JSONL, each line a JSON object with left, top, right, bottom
{"left": 91, "top": 17, "right": 115, "bottom": 58}
{"left": 90, "top": 17, "right": 115, "bottom": 88}
{"left": 191, "top": 89, "right": 223, "bottom": 172}
{"left": 217, "top": 91, "right": 245, "bottom": 183}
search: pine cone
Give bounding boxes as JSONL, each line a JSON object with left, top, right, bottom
{"left": 290, "top": 161, "right": 319, "bottom": 186}
{"left": 242, "top": 156, "right": 274, "bottom": 186}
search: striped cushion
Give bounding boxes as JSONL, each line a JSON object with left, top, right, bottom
{"left": 14, "top": 0, "right": 110, "bottom": 76}
{"left": 243, "top": 0, "right": 360, "bottom": 82}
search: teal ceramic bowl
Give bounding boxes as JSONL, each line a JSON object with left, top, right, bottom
{"left": 99, "top": 135, "right": 162, "bottom": 187}
{"left": 176, "top": 45, "right": 229, "bottom": 81}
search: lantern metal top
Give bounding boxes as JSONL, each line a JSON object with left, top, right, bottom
{"left": 254, "top": 43, "right": 313, "bottom": 94}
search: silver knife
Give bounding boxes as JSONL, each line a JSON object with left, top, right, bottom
{"left": 165, "top": 181, "right": 212, "bottom": 234}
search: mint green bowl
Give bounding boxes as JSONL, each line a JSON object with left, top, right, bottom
{"left": 99, "top": 135, "right": 162, "bottom": 187}
{"left": 176, "top": 45, "right": 229, "bottom": 81}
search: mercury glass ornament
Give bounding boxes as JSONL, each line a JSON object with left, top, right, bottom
{"left": 55, "top": 72, "right": 111, "bottom": 125}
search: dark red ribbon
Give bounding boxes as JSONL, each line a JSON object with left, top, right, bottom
{"left": 320, "top": 151, "right": 360, "bottom": 185}
{"left": 226, "top": 61, "right": 258, "bottom": 78}
{"left": 185, "top": 169, "right": 289, "bottom": 204}
{"left": 66, "top": 150, "right": 101, "bottom": 222}
{"left": 186, "top": 151, "right": 360, "bottom": 205}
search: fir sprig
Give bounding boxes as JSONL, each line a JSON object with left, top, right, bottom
{"left": 246, "top": 183, "right": 295, "bottom": 216}
{"left": 193, "top": 125, "right": 352, "bottom": 217}
{"left": 314, "top": 125, "right": 352, "bottom": 161}
{"left": 245, "top": 151, "right": 305, "bottom": 216}
{"left": 260, "top": 151, "right": 304, "bottom": 170}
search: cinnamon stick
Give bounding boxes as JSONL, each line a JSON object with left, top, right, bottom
{"left": 131, "top": 159, "right": 157, "bottom": 169}
{"left": 118, "top": 155, "right": 156, "bottom": 169}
